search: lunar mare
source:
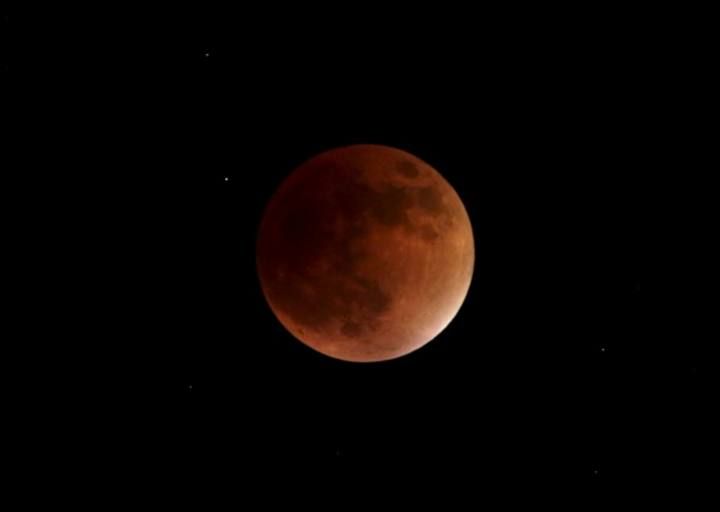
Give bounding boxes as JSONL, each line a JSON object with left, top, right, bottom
{"left": 256, "top": 144, "right": 474, "bottom": 362}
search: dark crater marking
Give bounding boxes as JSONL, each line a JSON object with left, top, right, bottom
{"left": 262, "top": 165, "right": 448, "bottom": 335}
{"left": 396, "top": 160, "right": 420, "bottom": 178}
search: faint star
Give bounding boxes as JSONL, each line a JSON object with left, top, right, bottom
{"left": 188, "top": 385, "right": 193, "bottom": 390}
{"left": 600, "top": 347, "right": 607, "bottom": 352}
{"left": 204, "top": 52, "right": 211, "bottom": 57}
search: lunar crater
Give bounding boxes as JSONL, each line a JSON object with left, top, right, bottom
{"left": 396, "top": 160, "right": 420, "bottom": 178}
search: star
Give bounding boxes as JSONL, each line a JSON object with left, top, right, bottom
{"left": 224, "top": 176, "right": 230, "bottom": 182}
{"left": 204, "top": 51, "right": 211, "bottom": 58}
{"left": 600, "top": 347, "right": 607, "bottom": 353}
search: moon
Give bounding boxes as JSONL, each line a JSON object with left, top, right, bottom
{"left": 256, "top": 145, "right": 474, "bottom": 362}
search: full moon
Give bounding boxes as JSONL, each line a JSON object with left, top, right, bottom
{"left": 256, "top": 145, "right": 474, "bottom": 362}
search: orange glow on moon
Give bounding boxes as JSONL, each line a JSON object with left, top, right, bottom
{"left": 257, "top": 145, "right": 474, "bottom": 362}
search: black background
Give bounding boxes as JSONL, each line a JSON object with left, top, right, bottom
{"left": 10, "top": 6, "right": 711, "bottom": 505}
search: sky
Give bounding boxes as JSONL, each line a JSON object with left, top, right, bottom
{"left": 9, "top": 7, "right": 709, "bottom": 505}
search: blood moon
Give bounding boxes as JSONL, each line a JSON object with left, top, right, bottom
{"left": 256, "top": 145, "right": 474, "bottom": 362}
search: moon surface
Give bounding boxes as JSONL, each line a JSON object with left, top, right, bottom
{"left": 256, "top": 145, "right": 474, "bottom": 362}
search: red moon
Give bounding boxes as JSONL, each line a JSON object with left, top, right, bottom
{"left": 256, "top": 145, "right": 474, "bottom": 362}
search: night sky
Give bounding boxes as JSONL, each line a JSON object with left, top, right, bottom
{"left": 13, "top": 7, "right": 709, "bottom": 505}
